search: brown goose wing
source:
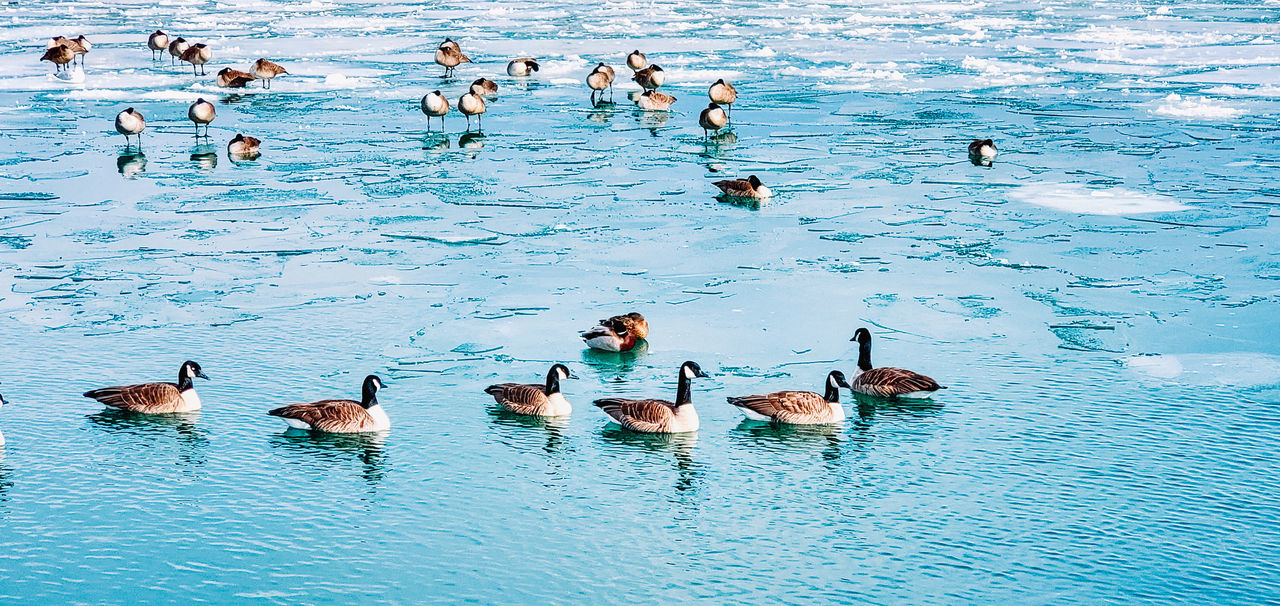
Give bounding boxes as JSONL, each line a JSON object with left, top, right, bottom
{"left": 632, "top": 66, "right": 653, "bottom": 85}
{"left": 257, "top": 59, "right": 286, "bottom": 76}
{"left": 852, "top": 367, "right": 941, "bottom": 397}
{"left": 713, "top": 179, "right": 752, "bottom": 196}
{"left": 484, "top": 383, "right": 550, "bottom": 415}
{"left": 84, "top": 382, "right": 183, "bottom": 413}
{"left": 268, "top": 399, "right": 375, "bottom": 432}
{"left": 594, "top": 398, "right": 675, "bottom": 432}
{"left": 728, "top": 390, "right": 832, "bottom": 423}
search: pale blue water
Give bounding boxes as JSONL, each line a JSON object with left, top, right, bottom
{"left": 1, "top": 0, "right": 1279, "bottom": 603}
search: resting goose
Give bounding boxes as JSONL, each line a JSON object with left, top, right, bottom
{"left": 580, "top": 316, "right": 642, "bottom": 352}
{"left": 849, "top": 328, "right": 944, "bottom": 398}
{"left": 167, "top": 37, "right": 189, "bottom": 66}
{"left": 727, "top": 370, "right": 850, "bottom": 424}
{"left": 421, "top": 90, "right": 449, "bottom": 130}
{"left": 435, "top": 38, "right": 471, "bottom": 77}
{"left": 632, "top": 65, "right": 665, "bottom": 90}
{"left": 594, "top": 361, "right": 708, "bottom": 433}
{"left": 252, "top": 58, "right": 287, "bottom": 89}
{"left": 713, "top": 175, "right": 771, "bottom": 200}
{"left": 626, "top": 50, "right": 647, "bottom": 72}
{"left": 227, "top": 134, "right": 261, "bottom": 157}
{"left": 484, "top": 363, "right": 576, "bottom": 416}
{"left": 699, "top": 102, "right": 727, "bottom": 137}
{"left": 708, "top": 79, "right": 737, "bottom": 118}
{"left": 83, "top": 360, "right": 209, "bottom": 414}
{"left": 216, "top": 67, "right": 255, "bottom": 88}
{"left": 637, "top": 90, "right": 676, "bottom": 111}
{"left": 506, "top": 58, "right": 539, "bottom": 77}
{"left": 268, "top": 375, "right": 389, "bottom": 433}
{"left": 586, "top": 63, "right": 615, "bottom": 104}
{"left": 41, "top": 44, "right": 74, "bottom": 73}
{"left": 968, "top": 138, "right": 997, "bottom": 166}
{"left": 114, "top": 107, "right": 146, "bottom": 148}
{"left": 148, "top": 30, "right": 168, "bottom": 60}
{"left": 470, "top": 77, "right": 498, "bottom": 98}
{"left": 180, "top": 43, "right": 212, "bottom": 76}
{"left": 458, "top": 91, "right": 486, "bottom": 131}
{"left": 188, "top": 98, "right": 215, "bottom": 137}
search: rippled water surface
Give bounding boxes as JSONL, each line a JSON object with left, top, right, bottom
{"left": 1, "top": 0, "right": 1279, "bottom": 602}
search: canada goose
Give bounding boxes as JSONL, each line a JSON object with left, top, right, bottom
{"left": 727, "top": 371, "right": 850, "bottom": 424}
{"left": 167, "top": 37, "right": 189, "bottom": 65}
{"left": 484, "top": 363, "right": 576, "bottom": 416}
{"left": 216, "top": 67, "right": 255, "bottom": 88}
{"left": 458, "top": 91, "right": 485, "bottom": 131}
{"left": 181, "top": 43, "right": 212, "bottom": 76}
{"left": 268, "top": 375, "right": 390, "bottom": 433}
{"left": 420, "top": 90, "right": 449, "bottom": 130}
{"left": 587, "top": 62, "right": 615, "bottom": 104}
{"left": 470, "top": 77, "right": 498, "bottom": 97}
{"left": 849, "top": 328, "right": 944, "bottom": 398}
{"left": 599, "top": 312, "right": 648, "bottom": 339}
{"left": 506, "top": 57, "right": 539, "bottom": 76}
{"left": 708, "top": 79, "right": 737, "bottom": 118}
{"left": 593, "top": 361, "right": 708, "bottom": 433}
{"left": 114, "top": 107, "right": 146, "bottom": 148}
{"left": 713, "top": 175, "right": 772, "bottom": 199}
{"left": 698, "top": 102, "right": 728, "bottom": 138}
{"left": 148, "top": 30, "right": 168, "bottom": 60}
{"left": 188, "top": 98, "right": 215, "bottom": 137}
{"left": 636, "top": 90, "right": 676, "bottom": 111}
{"left": 252, "top": 58, "right": 287, "bottom": 89}
{"left": 50, "top": 36, "right": 90, "bottom": 66}
{"left": 83, "top": 361, "right": 210, "bottom": 414}
{"left": 435, "top": 38, "right": 470, "bottom": 77}
{"left": 227, "top": 133, "right": 261, "bottom": 157}
{"left": 626, "top": 49, "right": 647, "bottom": 72}
{"left": 968, "top": 138, "right": 997, "bottom": 166}
{"left": 41, "top": 44, "right": 74, "bottom": 73}
{"left": 580, "top": 317, "right": 642, "bottom": 352}
{"left": 632, "top": 65, "right": 665, "bottom": 90}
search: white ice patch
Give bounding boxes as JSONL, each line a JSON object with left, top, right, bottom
{"left": 1153, "top": 93, "right": 1245, "bottom": 120}
{"left": 1127, "top": 354, "right": 1280, "bottom": 390}
{"left": 1012, "top": 183, "right": 1189, "bottom": 215}
{"left": 960, "top": 56, "right": 1052, "bottom": 86}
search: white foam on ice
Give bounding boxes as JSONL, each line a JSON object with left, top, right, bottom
{"left": 1153, "top": 93, "right": 1245, "bottom": 120}
{"left": 1012, "top": 183, "right": 1190, "bottom": 215}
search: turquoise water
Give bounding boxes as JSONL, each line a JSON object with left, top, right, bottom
{"left": 2, "top": 0, "right": 1280, "bottom": 602}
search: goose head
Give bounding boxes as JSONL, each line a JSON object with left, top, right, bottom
{"left": 850, "top": 328, "right": 871, "bottom": 344}
{"left": 680, "top": 361, "right": 709, "bottom": 379}
{"left": 180, "top": 360, "right": 209, "bottom": 384}
{"left": 550, "top": 363, "right": 577, "bottom": 381}
{"left": 361, "top": 375, "right": 384, "bottom": 408}
{"left": 827, "top": 370, "right": 850, "bottom": 390}
{"left": 747, "top": 175, "right": 763, "bottom": 188}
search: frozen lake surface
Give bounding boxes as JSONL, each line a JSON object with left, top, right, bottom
{"left": 1, "top": 0, "right": 1279, "bottom": 602}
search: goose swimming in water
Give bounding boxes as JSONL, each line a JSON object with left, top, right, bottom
{"left": 713, "top": 175, "right": 772, "bottom": 200}
{"left": 167, "top": 37, "right": 189, "bottom": 66}
{"left": 968, "top": 138, "right": 997, "bottom": 166}
{"left": 114, "top": 107, "right": 146, "bottom": 148}
{"left": 849, "top": 328, "right": 944, "bottom": 398}
{"left": 727, "top": 371, "right": 850, "bottom": 424}
{"left": 484, "top": 363, "right": 576, "bottom": 416}
{"left": 636, "top": 90, "right": 676, "bottom": 111}
{"left": 698, "top": 102, "right": 728, "bottom": 138}
{"left": 83, "top": 361, "right": 209, "bottom": 414}
{"left": 506, "top": 57, "right": 539, "bottom": 77}
{"left": 227, "top": 133, "right": 261, "bottom": 157}
{"left": 188, "top": 98, "right": 215, "bottom": 138}
{"left": 594, "top": 361, "right": 708, "bottom": 433}
{"left": 435, "top": 38, "right": 471, "bottom": 77}
{"left": 708, "top": 79, "right": 737, "bottom": 119}
{"left": 626, "top": 50, "right": 647, "bottom": 72}
{"left": 252, "top": 58, "right": 287, "bottom": 89}
{"left": 458, "top": 91, "right": 486, "bottom": 131}
{"left": 181, "top": 43, "right": 212, "bottom": 76}
{"left": 147, "top": 30, "right": 168, "bottom": 60}
{"left": 268, "top": 375, "right": 390, "bottom": 433}
{"left": 632, "top": 65, "right": 665, "bottom": 90}
{"left": 216, "top": 67, "right": 255, "bottom": 88}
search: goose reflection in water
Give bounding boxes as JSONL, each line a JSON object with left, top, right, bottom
{"left": 85, "top": 408, "right": 209, "bottom": 469}
{"left": 639, "top": 111, "right": 669, "bottom": 137}
{"left": 587, "top": 100, "right": 615, "bottom": 123}
{"left": 423, "top": 133, "right": 450, "bottom": 151}
{"left": 116, "top": 151, "right": 146, "bottom": 178}
{"left": 730, "top": 418, "right": 844, "bottom": 463}
{"left": 702, "top": 130, "right": 738, "bottom": 154}
{"left": 581, "top": 338, "right": 649, "bottom": 372}
{"left": 458, "top": 132, "right": 484, "bottom": 149}
{"left": 600, "top": 426, "right": 700, "bottom": 493}
{"left": 190, "top": 144, "right": 218, "bottom": 170}
{"left": 486, "top": 407, "right": 570, "bottom": 455}
{"left": 269, "top": 429, "right": 389, "bottom": 490}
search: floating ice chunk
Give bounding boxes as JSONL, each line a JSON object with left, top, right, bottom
{"left": 1127, "top": 353, "right": 1280, "bottom": 389}
{"left": 1012, "top": 183, "right": 1189, "bottom": 215}
{"left": 1153, "top": 93, "right": 1245, "bottom": 119}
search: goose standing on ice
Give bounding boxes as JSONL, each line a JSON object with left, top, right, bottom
{"left": 712, "top": 175, "right": 771, "bottom": 200}
{"left": 227, "top": 134, "right": 261, "bottom": 158}
{"left": 849, "top": 328, "right": 944, "bottom": 398}
{"left": 506, "top": 58, "right": 539, "bottom": 77}
{"left": 458, "top": 91, "right": 486, "bottom": 131}
{"left": 268, "top": 375, "right": 390, "bottom": 433}
{"left": 147, "top": 30, "right": 168, "bottom": 60}
{"left": 41, "top": 44, "right": 74, "bottom": 73}
{"left": 484, "top": 363, "right": 577, "bottom": 417}
{"left": 626, "top": 50, "right": 647, "bottom": 72}
{"left": 708, "top": 79, "right": 737, "bottom": 119}
{"left": 632, "top": 65, "right": 665, "bottom": 90}
{"left": 435, "top": 38, "right": 471, "bottom": 77}
{"left": 252, "top": 58, "right": 287, "bottom": 89}
{"left": 50, "top": 36, "right": 90, "bottom": 67}
{"left": 593, "top": 361, "right": 708, "bottom": 433}
{"left": 587, "top": 62, "right": 615, "bottom": 104}
{"left": 83, "top": 360, "right": 210, "bottom": 414}
{"left": 421, "top": 90, "right": 449, "bottom": 130}
{"left": 114, "top": 107, "right": 146, "bottom": 148}
{"left": 188, "top": 98, "right": 215, "bottom": 138}
{"left": 181, "top": 42, "right": 212, "bottom": 76}
{"left": 968, "top": 138, "right": 997, "bottom": 166}
{"left": 698, "top": 102, "right": 728, "bottom": 138}
{"left": 727, "top": 371, "right": 850, "bottom": 424}
{"left": 167, "top": 37, "right": 189, "bottom": 66}
{"left": 216, "top": 67, "right": 255, "bottom": 88}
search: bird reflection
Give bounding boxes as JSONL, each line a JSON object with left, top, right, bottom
{"left": 716, "top": 193, "right": 766, "bottom": 210}
{"left": 852, "top": 393, "right": 944, "bottom": 422}
{"left": 581, "top": 339, "right": 649, "bottom": 373}
{"left": 190, "top": 144, "right": 218, "bottom": 170}
{"left": 587, "top": 100, "right": 615, "bottom": 122}
{"left": 639, "top": 111, "right": 669, "bottom": 137}
{"left": 268, "top": 429, "right": 388, "bottom": 490}
{"left": 85, "top": 409, "right": 209, "bottom": 469}
{"left": 423, "top": 133, "right": 451, "bottom": 151}
{"left": 600, "top": 426, "right": 700, "bottom": 493}
{"left": 969, "top": 154, "right": 993, "bottom": 167}
{"left": 702, "top": 130, "right": 738, "bottom": 153}
{"left": 486, "top": 407, "right": 570, "bottom": 454}
{"left": 221, "top": 93, "right": 250, "bottom": 104}
{"left": 116, "top": 151, "right": 146, "bottom": 178}
{"left": 0, "top": 461, "right": 11, "bottom": 507}
{"left": 458, "top": 132, "right": 485, "bottom": 149}
{"left": 730, "top": 418, "right": 844, "bottom": 463}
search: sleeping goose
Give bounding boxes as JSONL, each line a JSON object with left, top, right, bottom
{"left": 632, "top": 65, "right": 665, "bottom": 90}
{"left": 216, "top": 67, "right": 255, "bottom": 88}
{"left": 968, "top": 138, "right": 997, "bottom": 166}
{"left": 849, "top": 328, "right": 944, "bottom": 398}
{"left": 114, "top": 107, "right": 146, "bottom": 148}
{"left": 83, "top": 360, "right": 209, "bottom": 414}
{"left": 470, "top": 77, "right": 498, "bottom": 98}
{"left": 421, "top": 90, "right": 449, "bottom": 130}
{"left": 708, "top": 79, "right": 738, "bottom": 118}
{"left": 268, "top": 375, "right": 389, "bottom": 433}
{"left": 506, "top": 58, "right": 539, "bottom": 77}
{"left": 458, "top": 91, "right": 486, "bottom": 131}
{"left": 484, "top": 363, "right": 576, "bottom": 416}
{"left": 594, "top": 361, "right": 708, "bottom": 433}
{"left": 435, "top": 38, "right": 471, "bottom": 77}
{"left": 180, "top": 43, "right": 212, "bottom": 76}
{"left": 637, "top": 90, "right": 676, "bottom": 111}
{"left": 626, "top": 50, "right": 647, "bottom": 72}
{"left": 713, "top": 175, "right": 771, "bottom": 200}
{"left": 167, "top": 37, "right": 189, "bottom": 66}
{"left": 41, "top": 44, "right": 74, "bottom": 73}
{"left": 227, "top": 133, "right": 261, "bottom": 157}
{"left": 148, "top": 30, "right": 168, "bottom": 60}
{"left": 699, "top": 102, "right": 727, "bottom": 137}
{"left": 252, "top": 58, "right": 287, "bottom": 89}
{"left": 580, "top": 316, "right": 642, "bottom": 352}
{"left": 727, "top": 370, "right": 850, "bottom": 424}
{"left": 586, "top": 62, "right": 615, "bottom": 104}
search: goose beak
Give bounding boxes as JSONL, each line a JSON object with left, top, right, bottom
{"left": 695, "top": 369, "right": 710, "bottom": 378}
{"left": 849, "top": 336, "right": 856, "bottom": 342}
{"left": 837, "top": 377, "right": 851, "bottom": 388}
{"left": 567, "top": 372, "right": 579, "bottom": 380}
{"left": 196, "top": 371, "right": 210, "bottom": 380}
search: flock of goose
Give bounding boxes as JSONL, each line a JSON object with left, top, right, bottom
{"left": 40, "top": 32, "right": 998, "bottom": 197}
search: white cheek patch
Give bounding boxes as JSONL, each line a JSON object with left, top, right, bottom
{"left": 683, "top": 367, "right": 695, "bottom": 379}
